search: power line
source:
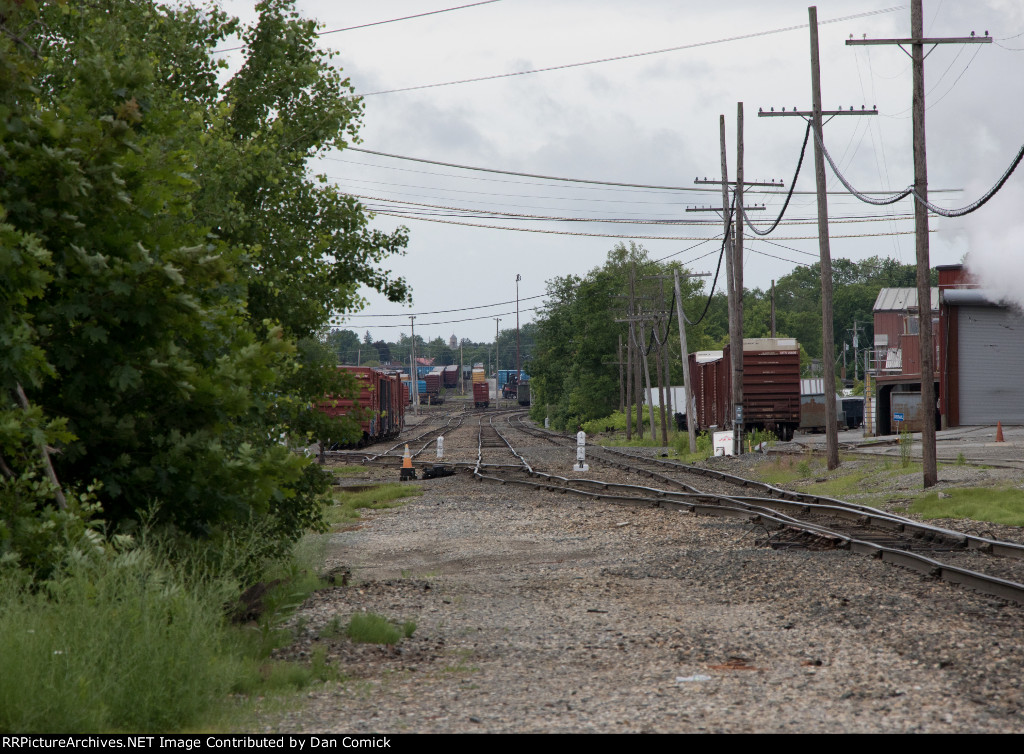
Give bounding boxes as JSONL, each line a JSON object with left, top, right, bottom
{"left": 359, "top": 6, "right": 906, "bottom": 96}
{"left": 371, "top": 208, "right": 925, "bottom": 241}
{"left": 335, "top": 306, "right": 541, "bottom": 329}
{"left": 347, "top": 147, "right": 707, "bottom": 192}
{"left": 813, "top": 123, "right": 1024, "bottom": 217}
{"left": 341, "top": 294, "right": 547, "bottom": 318}
{"left": 742, "top": 121, "right": 811, "bottom": 236}
{"left": 337, "top": 147, "right": 959, "bottom": 196}
{"left": 213, "top": 1, "right": 502, "bottom": 53}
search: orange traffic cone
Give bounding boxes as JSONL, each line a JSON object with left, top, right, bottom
{"left": 996, "top": 421, "right": 1005, "bottom": 443}
{"left": 400, "top": 444, "right": 416, "bottom": 480}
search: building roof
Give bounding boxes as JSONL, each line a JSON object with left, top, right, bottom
{"left": 873, "top": 287, "right": 940, "bottom": 312}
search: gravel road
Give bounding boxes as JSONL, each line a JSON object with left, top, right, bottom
{"left": 256, "top": 448, "right": 1024, "bottom": 734}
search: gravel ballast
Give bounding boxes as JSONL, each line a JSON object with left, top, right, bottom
{"left": 257, "top": 450, "right": 1024, "bottom": 734}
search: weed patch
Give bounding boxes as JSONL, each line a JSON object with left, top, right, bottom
{"left": 346, "top": 612, "right": 416, "bottom": 645}
{"left": 911, "top": 488, "right": 1024, "bottom": 526}
{"left": 327, "top": 484, "right": 422, "bottom": 526}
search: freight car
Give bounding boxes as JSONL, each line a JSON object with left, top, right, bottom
{"left": 473, "top": 381, "right": 490, "bottom": 408}
{"left": 687, "top": 338, "right": 801, "bottom": 441}
{"left": 517, "top": 380, "right": 531, "bottom": 407}
{"left": 316, "top": 366, "right": 405, "bottom": 447}
{"left": 443, "top": 364, "right": 460, "bottom": 388}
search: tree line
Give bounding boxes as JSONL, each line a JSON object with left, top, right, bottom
{"left": 326, "top": 325, "right": 538, "bottom": 373}
{"left": 528, "top": 242, "right": 935, "bottom": 431}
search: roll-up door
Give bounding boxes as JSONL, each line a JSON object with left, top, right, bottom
{"left": 958, "top": 305, "right": 1024, "bottom": 424}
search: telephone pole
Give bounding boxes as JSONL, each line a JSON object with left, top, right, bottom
{"left": 691, "top": 108, "right": 777, "bottom": 454}
{"left": 848, "top": 1, "right": 990, "bottom": 487}
{"left": 759, "top": 6, "right": 878, "bottom": 470}
{"left": 409, "top": 316, "right": 418, "bottom": 416}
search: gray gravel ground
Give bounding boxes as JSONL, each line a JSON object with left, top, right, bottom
{"left": 255, "top": 438, "right": 1024, "bottom": 734}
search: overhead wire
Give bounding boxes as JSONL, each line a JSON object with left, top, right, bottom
{"left": 212, "top": 1, "right": 502, "bottom": 53}
{"left": 358, "top": 6, "right": 906, "bottom": 97}
{"left": 741, "top": 121, "right": 811, "bottom": 236}
{"left": 813, "top": 123, "right": 1024, "bottom": 217}
{"left": 341, "top": 294, "right": 547, "bottom": 318}
{"left": 346, "top": 147, "right": 709, "bottom": 192}
{"left": 336, "top": 306, "right": 542, "bottom": 330}
{"left": 370, "top": 207, "right": 923, "bottom": 241}
{"left": 357, "top": 192, "right": 916, "bottom": 226}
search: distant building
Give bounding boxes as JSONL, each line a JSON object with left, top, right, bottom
{"left": 867, "top": 264, "right": 1024, "bottom": 434}
{"left": 449, "top": 334, "right": 457, "bottom": 350}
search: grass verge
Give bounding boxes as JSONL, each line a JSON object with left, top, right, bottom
{"left": 326, "top": 484, "right": 423, "bottom": 527}
{"left": 911, "top": 487, "right": 1024, "bottom": 526}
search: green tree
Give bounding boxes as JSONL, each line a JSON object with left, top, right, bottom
{"left": 0, "top": 0, "right": 410, "bottom": 574}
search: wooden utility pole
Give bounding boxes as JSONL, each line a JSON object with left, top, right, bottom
{"left": 808, "top": 7, "right": 839, "bottom": 471}
{"left": 770, "top": 280, "right": 776, "bottom": 337}
{"left": 847, "top": 1, "right": 990, "bottom": 487}
{"left": 673, "top": 269, "right": 710, "bottom": 454}
{"left": 618, "top": 334, "right": 625, "bottom": 412}
{"left": 409, "top": 316, "right": 418, "bottom": 415}
{"left": 759, "top": 7, "right": 878, "bottom": 469}
{"left": 691, "top": 115, "right": 776, "bottom": 454}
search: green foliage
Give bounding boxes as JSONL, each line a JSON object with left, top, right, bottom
{"left": 911, "top": 488, "right": 1024, "bottom": 527}
{"left": 326, "top": 484, "right": 422, "bottom": 526}
{"left": 899, "top": 427, "right": 914, "bottom": 468}
{"left": 673, "top": 431, "right": 713, "bottom": 460}
{"left": 0, "top": 544, "right": 242, "bottom": 733}
{"left": 346, "top": 612, "right": 411, "bottom": 645}
{"left": 0, "top": 0, "right": 409, "bottom": 573}
{"left": 530, "top": 243, "right": 707, "bottom": 430}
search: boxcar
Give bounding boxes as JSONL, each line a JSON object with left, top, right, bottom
{"left": 517, "top": 381, "right": 531, "bottom": 407}
{"left": 317, "top": 366, "right": 405, "bottom": 447}
{"left": 688, "top": 338, "right": 800, "bottom": 440}
{"left": 443, "top": 364, "right": 460, "bottom": 388}
{"left": 473, "top": 381, "right": 490, "bottom": 408}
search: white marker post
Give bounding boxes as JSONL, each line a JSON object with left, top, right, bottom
{"left": 436, "top": 436, "right": 444, "bottom": 460}
{"left": 574, "top": 430, "right": 589, "bottom": 472}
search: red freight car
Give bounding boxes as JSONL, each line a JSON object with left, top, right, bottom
{"left": 473, "top": 381, "right": 490, "bottom": 408}
{"left": 442, "top": 364, "right": 460, "bottom": 388}
{"left": 316, "top": 366, "right": 405, "bottom": 447}
{"left": 688, "top": 338, "right": 800, "bottom": 441}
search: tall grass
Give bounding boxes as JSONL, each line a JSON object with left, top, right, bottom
{"left": 0, "top": 513, "right": 344, "bottom": 733}
{"left": 0, "top": 547, "right": 242, "bottom": 733}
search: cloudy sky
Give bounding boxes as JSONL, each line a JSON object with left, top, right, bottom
{"left": 217, "top": 1, "right": 1024, "bottom": 344}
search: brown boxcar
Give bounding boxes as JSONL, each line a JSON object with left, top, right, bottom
{"left": 443, "top": 364, "right": 460, "bottom": 388}
{"left": 317, "top": 366, "right": 405, "bottom": 447}
{"left": 473, "top": 381, "right": 490, "bottom": 408}
{"left": 688, "top": 338, "right": 801, "bottom": 440}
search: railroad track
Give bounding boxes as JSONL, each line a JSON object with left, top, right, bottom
{"left": 480, "top": 415, "right": 1024, "bottom": 605}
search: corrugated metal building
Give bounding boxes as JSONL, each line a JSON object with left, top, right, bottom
{"left": 869, "top": 266, "right": 1024, "bottom": 432}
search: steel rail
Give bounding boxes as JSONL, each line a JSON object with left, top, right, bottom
{"left": 511, "top": 418, "right": 1024, "bottom": 561}
{"left": 492, "top": 417, "right": 1024, "bottom": 603}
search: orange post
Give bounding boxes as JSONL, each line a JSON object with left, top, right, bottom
{"left": 996, "top": 422, "right": 1005, "bottom": 443}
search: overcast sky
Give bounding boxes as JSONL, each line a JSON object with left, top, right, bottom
{"left": 216, "top": 0, "right": 1024, "bottom": 344}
